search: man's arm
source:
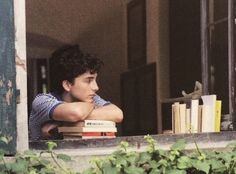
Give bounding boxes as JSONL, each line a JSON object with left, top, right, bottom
{"left": 87, "top": 104, "right": 123, "bottom": 123}
{"left": 52, "top": 102, "right": 123, "bottom": 123}
{"left": 52, "top": 102, "right": 95, "bottom": 122}
{"left": 44, "top": 102, "right": 123, "bottom": 139}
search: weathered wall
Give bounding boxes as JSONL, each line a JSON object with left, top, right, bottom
{"left": 14, "top": 0, "right": 28, "bottom": 151}
{"left": 0, "top": 0, "right": 17, "bottom": 154}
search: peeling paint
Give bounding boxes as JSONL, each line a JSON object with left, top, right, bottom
{"left": 5, "top": 80, "right": 13, "bottom": 106}
{"left": 15, "top": 54, "right": 26, "bottom": 71}
{"left": 0, "top": 0, "right": 17, "bottom": 154}
{"left": 0, "top": 77, "right": 13, "bottom": 106}
{"left": 0, "top": 79, "right": 3, "bottom": 87}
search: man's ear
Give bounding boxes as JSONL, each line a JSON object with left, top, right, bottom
{"left": 62, "top": 80, "right": 72, "bottom": 92}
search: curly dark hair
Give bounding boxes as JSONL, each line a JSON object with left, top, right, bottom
{"left": 49, "top": 44, "right": 103, "bottom": 94}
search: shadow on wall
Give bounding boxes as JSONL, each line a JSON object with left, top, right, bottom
{"left": 26, "top": 32, "right": 67, "bottom": 49}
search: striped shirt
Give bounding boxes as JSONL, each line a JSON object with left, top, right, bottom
{"left": 29, "top": 93, "right": 110, "bottom": 140}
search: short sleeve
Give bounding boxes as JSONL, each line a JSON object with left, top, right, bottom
{"left": 93, "top": 95, "right": 111, "bottom": 107}
{"left": 29, "top": 93, "right": 63, "bottom": 140}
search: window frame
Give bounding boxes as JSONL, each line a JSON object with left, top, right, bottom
{"left": 3, "top": 0, "right": 235, "bottom": 153}
{"left": 200, "top": 0, "right": 236, "bottom": 130}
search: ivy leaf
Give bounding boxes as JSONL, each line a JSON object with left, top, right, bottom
{"left": 208, "top": 159, "right": 227, "bottom": 173}
{"left": 149, "top": 168, "right": 161, "bottom": 174}
{"left": 138, "top": 152, "right": 152, "bottom": 164}
{"left": 82, "top": 168, "right": 95, "bottom": 174}
{"left": 0, "top": 164, "right": 7, "bottom": 172}
{"left": 177, "top": 156, "right": 192, "bottom": 169}
{"left": 0, "top": 149, "right": 5, "bottom": 160}
{"left": 115, "top": 155, "right": 128, "bottom": 167}
{"left": 0, "top": 136, "right": 9, "bottom": 144}
{"left": 158, "top": 159, "right": 168, "bottom": 167}
{"left": 192, "top": 160, "right": 210, "bottom": 174}
{"left": 40, "top": 166, "right": 55, "bottom": 174}
{"left": 57, "top": 153, "right": 72, "bottom": 162}
{"left": 46, "top": 141, "right": 57, "bottom": 151}
{"left": 10, "top": 160, "right": 28, "bottom": 173}
{"left": 124, "top": 165, "right": 145, "bottom": 174}
{"left": 166, "top": 169, "right": 187, "bottom": 174}
{"left": 171, "top": 139, "right": 186, "bottom": 151}
{"left": 102, "top": 162, "right": 119, "bottom": 174}
{"left": 29, "top": 170, "right": 38, "bottom": 174}
{"left": 169, "top": 154, "right": 176, "bottom": 161}
{"left": 218, "top": 152, "right": 233, "bottom": 163}
{"left": 149, "top": 160, "right": 158, "bottom": 169}
{"left": 126, "top": 153, "right": 138, "bottom": 165}
{"left": 39, "top": 159, "right": 51, "bottom": 166}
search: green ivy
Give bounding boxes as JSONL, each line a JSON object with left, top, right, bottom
{"left": 0, "top": 135, "right": 235, "bottom": 174}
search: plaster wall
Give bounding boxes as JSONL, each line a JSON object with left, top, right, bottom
{"left": 14, "top": 0, "right": 28, "bottom": 151}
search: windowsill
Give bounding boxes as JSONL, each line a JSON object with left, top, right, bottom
{"left": 29, "top": 131, "right": 236, "bottom": 156}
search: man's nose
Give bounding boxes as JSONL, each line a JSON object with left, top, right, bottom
{"left": 92, "top": 81, "right": 99, "bottom": 91}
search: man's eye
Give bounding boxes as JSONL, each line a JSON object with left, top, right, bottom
{"left": 86, "top": 79, "right": 93, "bottom": 83}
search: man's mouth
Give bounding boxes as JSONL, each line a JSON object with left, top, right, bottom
{"left": 89, "top": 94, "right": 96, "bottom": 98}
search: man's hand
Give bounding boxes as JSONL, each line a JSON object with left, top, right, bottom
{"left": 41, "top": 122, "right": 60, "bottom": 139}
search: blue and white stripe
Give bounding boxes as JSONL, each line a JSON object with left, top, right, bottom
{"left": 29, "top": 93, "right": 110, "bottom": 140}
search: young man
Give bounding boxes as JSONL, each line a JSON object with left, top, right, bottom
{"left": 29, "top": 45, "right": 123, "bottom": 140}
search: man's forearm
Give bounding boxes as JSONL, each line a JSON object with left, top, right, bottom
{"left": 86, "top": 104, "right": 123, "bottom": 123}
{"left": 53, "top": 102, "right": 95, "bottom": 122}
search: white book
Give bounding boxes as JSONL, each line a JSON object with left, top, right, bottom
{"left": 201, "top": 105, "right": 211, "bottom": 132}
{"left": 198, "top": 105, "right": 203, "bottom": 133}
{"left": 201, "top": 95, "right": 217, "bottom": 132}
{"left": 186, "top": 108, "right": 191, "bottom": 133}
{"left": 190, "top": 99, "right": 199, "bottom": 133}
{"left": 173, "top": 102, "right": 180, "bottom": 134}
{"left": 179, "top": 104, "right": 186, "bottom": 133}
{"left": 79, "top": 120, "right": 115, "bottom": 127}
{"left": 58, "top": 126, "right": 117, "bottom": 133}
{"left": 63, "top": 120, "right": 116, "bottom": 127}
{"left": 171, "top": 104, "right": 175, "bottom": 133}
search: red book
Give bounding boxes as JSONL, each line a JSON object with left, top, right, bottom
{"left": 63, "top": 132, "right": 116, "bottom": 137}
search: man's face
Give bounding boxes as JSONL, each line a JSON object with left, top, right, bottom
{"left": 68, "top": 71, "right": 99, "bottom": 103}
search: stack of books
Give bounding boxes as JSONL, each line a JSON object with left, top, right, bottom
{"left": 58, "top": 120, "right": 117, "bottom": 139}
{"left": 171, "top": 94, "right": 222, "bottom": 134}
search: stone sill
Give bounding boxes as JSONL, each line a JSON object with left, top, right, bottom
{"left": 29, "top": 131, "right": 236, "bottom": 156}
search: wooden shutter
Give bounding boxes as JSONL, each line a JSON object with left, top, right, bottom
{"left": 0, "top": 0, "right": 17, "bottom": 154}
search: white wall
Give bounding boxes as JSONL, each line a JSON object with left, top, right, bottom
{"left": 14, "top": 0, "right": 28, "bottom": 151}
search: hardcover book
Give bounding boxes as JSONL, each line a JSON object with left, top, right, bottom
{"left": 58, "top": 126, "right": 117, "bottom": 133}
{"left": 63, "top": 120, "right": 116, "bottom": 127}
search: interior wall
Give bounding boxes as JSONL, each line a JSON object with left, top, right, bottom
{"left": 146, "top": 0, "right": 169, "bottom": 132}
{"left": 26, "top": 0, "right": 126, "bottom": 106}
{"left": 26, "top": 0, "right": 170, "bottom": 134}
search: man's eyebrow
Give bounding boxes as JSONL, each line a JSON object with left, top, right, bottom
{"left": 86, "top": 76, "right": 96, "bottom": 79}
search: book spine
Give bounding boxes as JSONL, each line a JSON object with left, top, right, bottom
{"left": 84, "top": 120, "right": 115, "bottom": 127}
{"left": 63, "top": 132, "right": 116, "bottom": 136}
{"left": 190, "top": 99, "right": 199, "bottom": 133}
{"left": 82, "top": 136, "right": 116, "bottom": 139}
{"left": 215, "top": 100, "right": 222, "bottom": 132}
